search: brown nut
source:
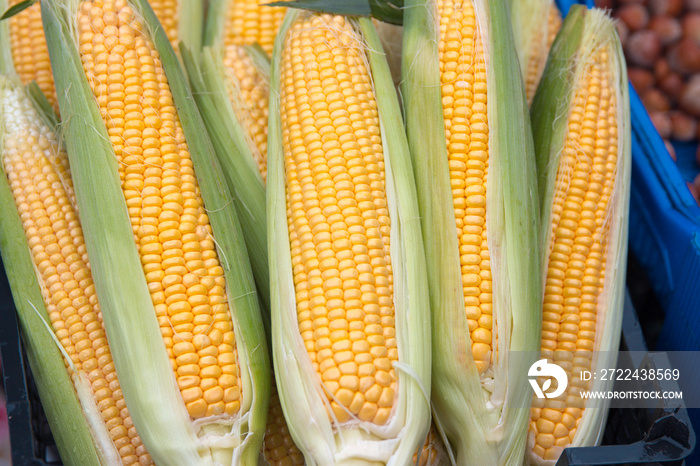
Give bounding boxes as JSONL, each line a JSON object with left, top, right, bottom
{"left": 651, "top": 111, "right": 673, "bottom": 138}
{"left": 681, "top": 13, "right": 700, "bottom": 42}
{"left": 643, "top": 89, "right": 672, "bottom": 112}
{"left": 625, "top": 30, "right": 662, "bottom": 67}
{"left": 648, "top": 16, "right": 682, "bottom": 45}
{"left": 650, "top": 0, "right": 683, "bottom": 16}
{"left": 629, "top": 67, "right": 656, "bottom": 92}
{"left": 616, "top": 20, "right": 630, "bottom": 44}
{"left": 679, "top": 75, "right": 700, "bottom": 116}
{"left": 670, "top": 111, "right": 698, "bottom": 141}
{"left": 659, "top": 71, "right": 685, "bottom": 100}
{"left": 615, "top": 4, "right": 649, "bottom": 30}
{"left": 654, "top": 58, "right": 671, "bottom": 80}
{"left": 668, "top": 38, "right": 700, "bottom": 75}
{"left": 596, "top": 0, "right": 616, "bottom": 8}
{"left": 685, "top": 0, "right": 700, "bottom": 11}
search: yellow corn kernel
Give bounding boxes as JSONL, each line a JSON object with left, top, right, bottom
{"left": 1, "top": 82, "right": 152, "bottom": 466}
{"left": 76, "top": 0, "right": 241, "bottom": 419}
{"left": 263, "top": 382, "right": 304, "bottom": 466}
{"left": 8, "top": 0, "right": 56, "bottom": 104}
{"left": 281, "top": 13, "right": 398, "bottom": 426}
{"left": 148, "top": 0, "right": 180, "bottom": 46}
{"left": 413, "top": 425, "right": 447, "bottom": 466}
{"left": 223, "top": 45, "right": 269, "bottom": 181}
{"left": 437, "top": 0, "right": 493, "bottom": 374}
{"left": 223, "top": 0, "right": 285, "bottom": 55}
{"left": 531, "top": 45, "right": 619, "bottom": 461}
{"left": 524, "top": 4, "right": 562, "bottom": 104}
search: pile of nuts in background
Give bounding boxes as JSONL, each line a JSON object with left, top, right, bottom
{"left": 596, "top": 0, "right": 700, "bottom": 201}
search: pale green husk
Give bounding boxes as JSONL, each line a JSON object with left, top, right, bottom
{"left": 41, "top": 0, "right": 270, "bottom": 464}
{"left": 268, "top": 10, "right": 431, "bottom": 465}
{"left": 0, "top": 75, "right": 102, "bottom": 466}
{"left": 177, "top": 0, "right": 203, "bottom": 53}
{"left": 182, "top": 43, "right": 270, "bottom": 316}
{"left": 0, "top": 0, "right": 14, "bottom": 75}
{"left": 185, "top": 0, "right": 271, "bottom": 315}
{"left": 401, "top": 0, "right": 542, "bottom": 464}
{"left": 510, "top": 0, "right": 559, "bottom": 103}
{"left": 529, "top": 6, "right": 630, "bottom": 464}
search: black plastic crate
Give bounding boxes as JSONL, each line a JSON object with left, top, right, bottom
{"left": 0, "top": 255, "right": 60, "bottom": 466}
{"left": 0, "top": 253, "right": 696, "bottom": 465}
{"left": 555, "top": 294, "right": 696, "bottom": 465}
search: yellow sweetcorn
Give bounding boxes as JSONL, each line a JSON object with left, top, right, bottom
{"left": 282, "top": 13, "right": 398, "bottom": 426}
{"left": 222, "top": 44, "right": 270, "bottom": 181}
{"left": 149, "top": 0, "right": 180, "bottom": 45}
{"left": 268, "top": 10, "right": 431, "bottom": 464}
{"left": 219, "top": 0, "right": 285, "bottom": 56}
{"left": 196, "top": 0, "right": 284, "bottom": 183}
{"left": 414, "top": 425, "right": 449, "bottom": 466}
{"left": 42, "top": 0, "right": 270, "bottom": 464}
{"left": 1, "top": 0, "right": 56, "bottom": 104}
{"left": 529, "top": 6, "right": 630, "bottom": 465}
{"left": 184, "top": 1, "right": 276, "bottom": 319}
{"left": 511, "top": 0, "right": 562, "bottom": 105}
{"left": 75, "top": 0, "right": 242, "bottom": 418}
{"left": 0, "top": 0, "right": 200, "bottom": 104}
{"left": 0, "top": 76, "right": 153, "bottom": 466}
{"left": 402, "top": 0, "right": 541, "bottom": 464}
{"left": 263, "top": 381, "right": 305, "bottom": 466}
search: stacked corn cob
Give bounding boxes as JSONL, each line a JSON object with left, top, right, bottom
{"left": 511, "top": 0, "right": 563, "bottom": 104}
{"left": 0, "top": 0, "right": 631, "bottom": 465}
{"left": 267, "top": 10, "right": 432, "bottom": 464}
{"left": 529, "top": 6, "right": 630, "bottom": 463}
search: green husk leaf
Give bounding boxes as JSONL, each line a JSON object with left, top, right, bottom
{"left": 27, "top": 80, "right": 58, "bottom": 128}
{"left": 263, "top": 0, "right": 404, "bottom": 24}
{"left": 401, "top": 0, "right": 542, "bottom": 464}
{"left": 510, "top": 0, "right": 560, "bottom": 104}
{"left": 0, "top": 75, "right": 102, "bottom": 466}
{"left": 202, "top": 0, "right": 227, "bottom": 48}
{"left": 0, "top": 0, "right": 15, "bottom": 74}
{"left": 1, "top": 0, "right": 34, "bottom": 20}
{"left": 42, "top": 0, "right": 270, "bottom": 463}
{"left": 177, "top": 0, "right": 203, "bottom": 53}
{"left": 137, "top": 3, "right": 272, "bottom": 460}
{"left": 181, "top": 44, "right": 270, "bottom": 317}
{"left": 530, "top": 4, "right": 585, "bottom": 217}
{"left": 268, "top": 10, "right": 431, "bottom": 465}
{"left": 529, "top": 6, "right": 630, "bottom": 463}
{"left": 42, "top": 1, "right": 205, "bottom": 463}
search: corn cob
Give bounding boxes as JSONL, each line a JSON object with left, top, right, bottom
{"left": 42, "top": 0, "right": 270, "bottom": 464}
{"left": 195, "top": 0, "right": 285, "bottom": 182}
{"left": 213, "top": 0, "right": 285, "bottom": 56}
{"left": 511, "top": 0, "right": 562, "bottom": 105}
{"left": 529, "top": 6, "right": 630, "bottom": 464}
{"left": 268, "top": 10, "right": 431, "bottom": 464}
{"left": 0, "top": 0, "right": 56, "bottom": 104}
{"left": 182, "top": 0, "right": 279, "bottom": 316}
{"left": 402, "top": 0, "right": 542, "bottom": 463}
{"left": 0, "top": 0, "right": 200, "bottom": 104}
{"left": 0, "top": 76, "right": 103, "bottom": 466}
{"left": 414, "top": 425, "right": 449, "bottom": 466}
{"left": 0, "top": 75, "right": 154, "bottom": 465}
{"left": 263, "top": 381, "right": 305, "bottom": 466}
